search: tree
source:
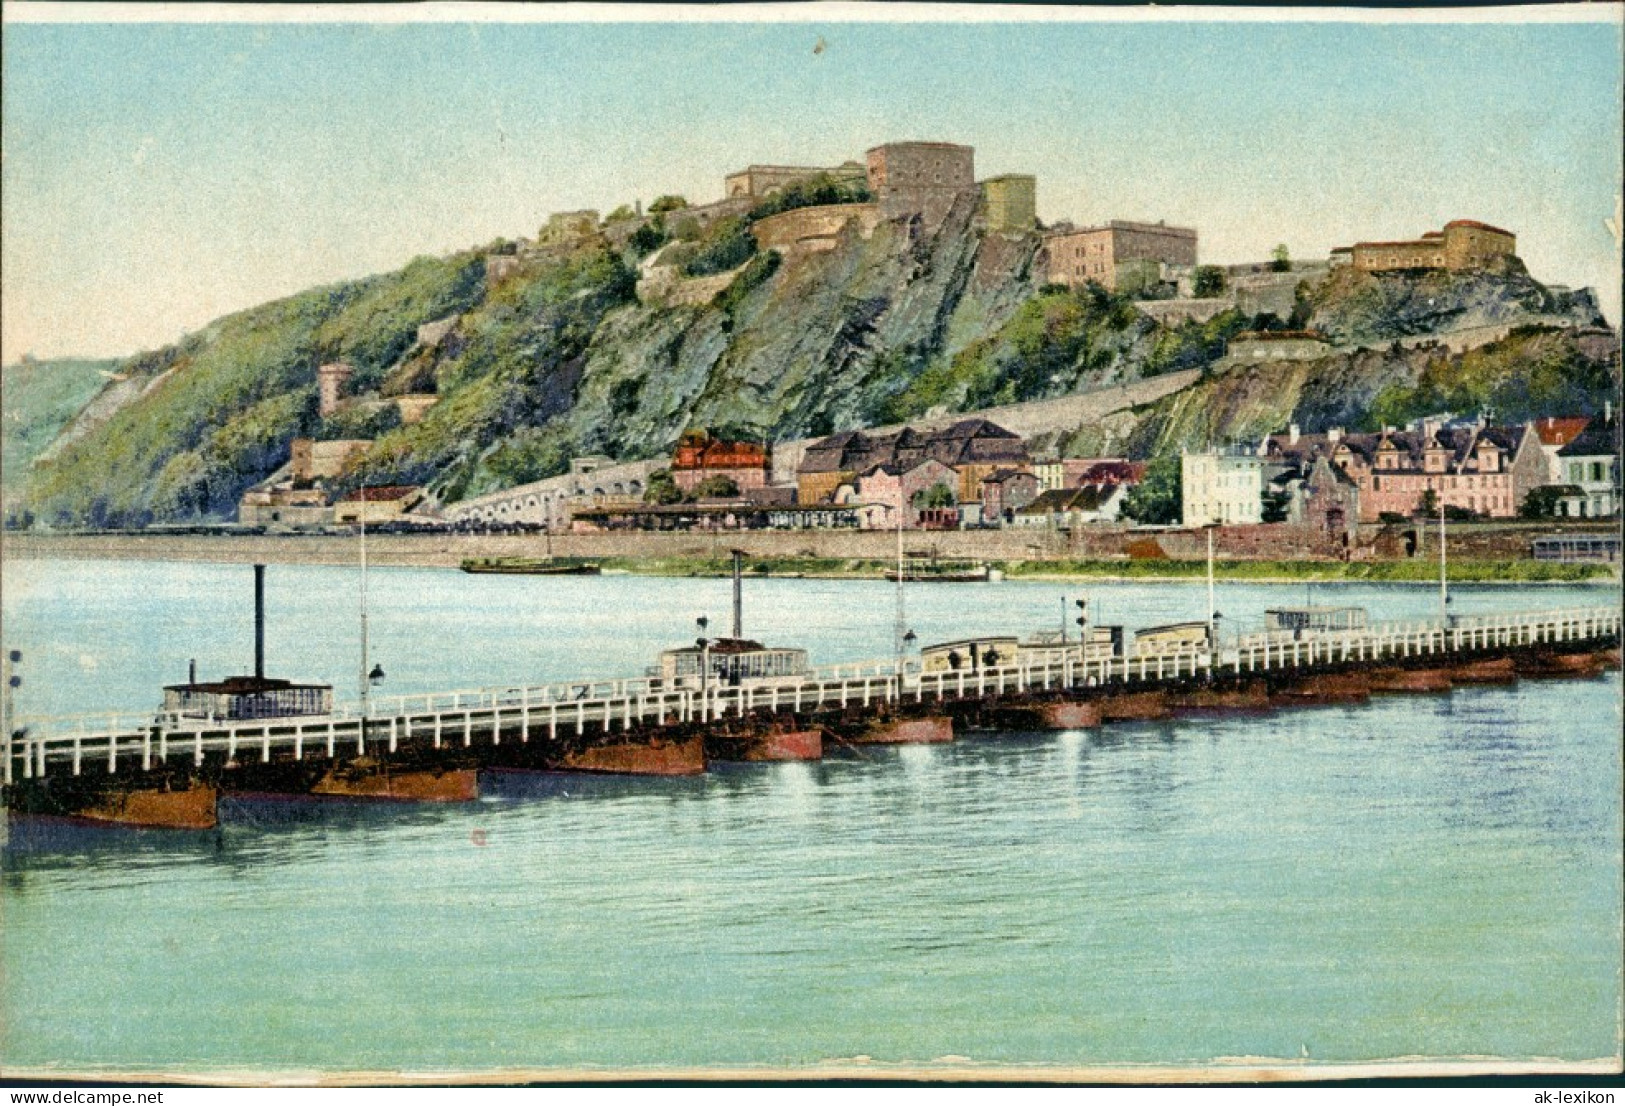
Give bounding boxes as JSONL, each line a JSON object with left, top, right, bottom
{"left": 604, "top": 204, "right": 638, "bottom": 223}
{"left": 692, "top": 474, "right": 741, "bottom": 499}
{"left": 1193, "top": 265, "right": 1229, "bottom": 298}
{"left": 628, "top": 219, "right": 668, "bottom": 258}
{"left": 746, "top": 173, "right": 872, "bottom": 221}
{"left": 1261, "top": 487, "right": 1292, "bottom": 523}
{"left": 643, "top": 469, "right": 683, "bottom": 505}
{"left": 1121, "top": 453, "right": 1182, "bottom": 525}
{"left": 681, "top": 216, "right": 756, "bottom": 277}
{"left": 648, "top": 195, "right": 689, "bottom": 214}
{"left": 912, "top": 482, "right": 958, "bottom": 509}
{"left": 1418, "top": 488, "right": 1438, "bottom": 517}
{"left": 1519, "top": 485, "right": 1575, "bottom": 520}
{"left": 1270, "top": 244, "right": 1292, "bottom": 272}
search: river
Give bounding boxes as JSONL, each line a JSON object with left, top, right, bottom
{"left": 2, "top": 559, "right": 1619, "bottom": 1076}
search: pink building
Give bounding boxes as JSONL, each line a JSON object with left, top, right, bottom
{"left": 1267, "top": 422, "right": 1543, "bottom": 522}
{"left": 855, "top": 458, "right": 958, "bottom": 529}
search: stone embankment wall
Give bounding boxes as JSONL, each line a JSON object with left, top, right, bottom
{"left": 21, "top": 518, "right": 1612, "bottom": 571}
{"left": 1384, "top": 318, "right": 1582, "bottom": 356}
{"left": 1135, "top": 299, "right": 1232, "bottom": 326}
{"left": 1229, "top": 265, "right": 1329, "bottom": 318}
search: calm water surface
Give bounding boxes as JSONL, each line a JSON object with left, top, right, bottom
{"left": 2, "top": 559, "right": 1620, "bottom": 1074}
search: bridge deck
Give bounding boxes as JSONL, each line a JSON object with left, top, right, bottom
{"left": 5, "top": 605, "right": 1618, "bottom": 785}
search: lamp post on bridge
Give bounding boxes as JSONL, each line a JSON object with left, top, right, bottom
{"left": 362, "top": 664, "right": 386, "bottom": 746}
{"left": 357, "top": 479, "right": 387, "bottom": 747}
{"left": 1204, "top": 525, "right": 1226, "bottom": 675}
{"left": 2, "top": 649, "right": 20, "bottom": 785}
{"left": 1437, "top": 482, "right": 1450, "bottom": 629}
{"left": 695, "top": 616, "right": 710, "bottom": 722}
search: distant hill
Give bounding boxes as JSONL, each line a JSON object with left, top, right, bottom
{"left": 1, "top": 357, "right": 120, "bottom": 508}
{"left": 11, "top": 194, "right": 1619, "bottom": 529}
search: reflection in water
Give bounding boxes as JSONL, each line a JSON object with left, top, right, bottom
{"left": 478, "top": 767, "right": 712, "bottom": 804}
{"left": 3, "top": 815, "right": 222, "bottom": 872}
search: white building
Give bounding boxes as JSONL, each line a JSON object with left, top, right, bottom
{"left": 1555, "top": 411, "right": 1619, "bottom": 519}
{"left": 1181, "top": 449, "right": 1263, "bottom": 526}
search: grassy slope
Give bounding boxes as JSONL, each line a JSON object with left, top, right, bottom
{"left": 23, "top": 252, "right": 489, "bottom": 526}
{"left": 1, "top": 358, "right": 119, "bottom": 502}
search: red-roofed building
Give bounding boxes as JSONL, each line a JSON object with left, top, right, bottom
{"left": 1531, "top": 416, "right": 1595, "bottom": 484}
{"left": 1032, "top": 457, "right": 1146, "bottom": 494}
{"left": 670, "top": 430, "right": 771, "bottom": 493}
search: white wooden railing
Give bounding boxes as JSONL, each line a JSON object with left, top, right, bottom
{"left": 4, "top": 605, "right": 1617, "bottom": 785}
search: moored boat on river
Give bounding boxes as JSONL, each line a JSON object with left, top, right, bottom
{"left": 883, "top": 553, "right": 1000, "bottom": 583}
{"left": 460, "top": 558, "right": 602, "bottom": 575}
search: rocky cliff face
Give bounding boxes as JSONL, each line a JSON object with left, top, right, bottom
{"left": 1122, "top": 325, "right": 1618, "bottom": 460}
{"left": 1304, "top": 260, "right": 1605, "bottom": 347}
{"left": 563, "top": 193, "right": 1042, "bottom": 457}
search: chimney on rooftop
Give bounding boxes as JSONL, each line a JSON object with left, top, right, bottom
{"left": 1328, "top": 427, "right": 1343, "bottom": 444}
{"left": 1289, "top": 424, "right": 1300, "bottom": 445}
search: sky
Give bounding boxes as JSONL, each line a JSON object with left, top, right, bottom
{"left": 3, "top": 3, "right": 1622, "bottom": 361}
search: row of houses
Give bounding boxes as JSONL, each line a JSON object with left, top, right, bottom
{"left": 239, "top": 404, "right": 1615, "bottom": 536}
{"left": 554, "top": 419, "right": 1151, "bottom": 533}
{"left": 1182, "top": 408, "right": 1621, "bottom": 536}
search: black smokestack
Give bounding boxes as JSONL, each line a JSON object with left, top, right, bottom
{"left": 731, "top": 550, "right": 743, "bottom": 640}
{"left": 254, "top": 564, "right": 266, "bottom": 680}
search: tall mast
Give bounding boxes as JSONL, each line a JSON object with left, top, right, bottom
{"left": 1438, "top": 487, "right": 1448, "bottom": 626}
{"left": 894, "top": 480, "right": 907, "bottom": 673}
{"left": 359, "top": 481, "right": 370, "bottom": 732}
{"left": 1206, "top": 526, "right": 1216, "bottom": 641}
